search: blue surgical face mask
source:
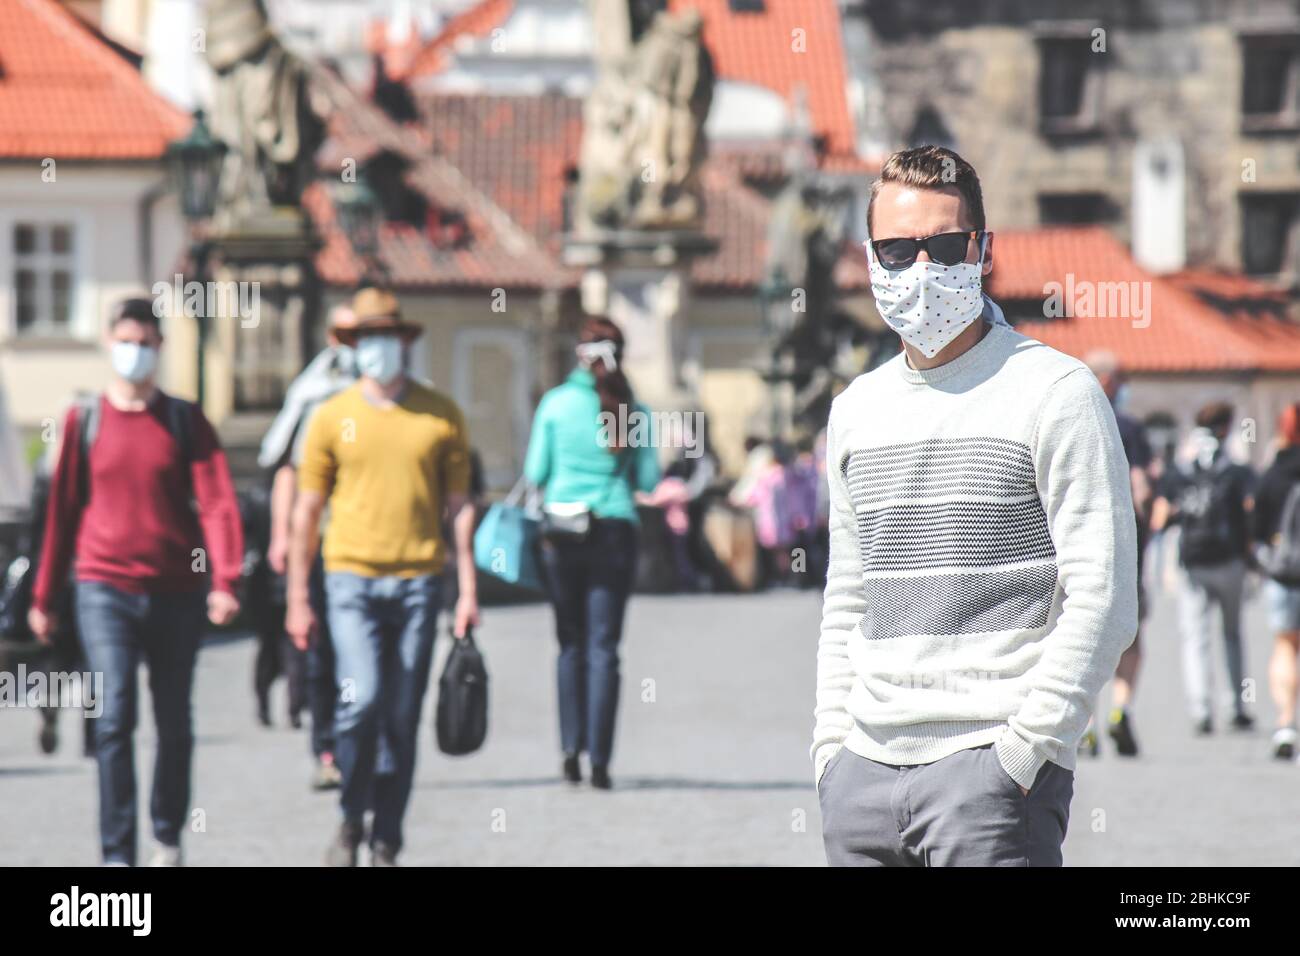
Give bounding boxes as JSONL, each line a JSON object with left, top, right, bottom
{"left": 355, "top": 334, "right": 404, "bottom": 385}
{"left": 334, "top": 344, "right": 357, "bottom": 377}
{"left": 110, "top": 341, "right": 159, "bottom": 384}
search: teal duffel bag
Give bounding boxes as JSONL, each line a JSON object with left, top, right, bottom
{"left": 473, "top": 479, "right": 543, "bottom": 593}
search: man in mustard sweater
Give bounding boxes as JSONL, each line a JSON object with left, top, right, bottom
{"left": 285, "top": 287, "right": 479, "bottom": 866}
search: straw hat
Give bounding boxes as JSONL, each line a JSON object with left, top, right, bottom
{"left": 334, "top": 288, "right": 423, "bottom": 345}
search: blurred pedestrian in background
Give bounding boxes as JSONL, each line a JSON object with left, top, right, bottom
{"left": 1252, "top": 402, "right": 1300, "bottom": 760}
{"left": 1152, "top": 401, "right": 1257, "bottom": 736}
{"left": 1080, "top": 350, "right": 1154, "bottom": 757}
{"left": 27, "top": 296, "right": 243, "bottom": 867}
{"left": 638, "top": 460, "right": 699, "bottom": 591}
{"left": 786, "top": 437, "right": 822, "bottom": 590}
{"left": 524, "top": 316, "right": 660, "bottom": 790}
{"left": 730, "top": 439, "right": 795, "bottom": 588}
{"left": 286, "top": 287, "right": 479, "bottom": 866}
{"left": 256, "top": 303, "right": 360, "bottom": 790}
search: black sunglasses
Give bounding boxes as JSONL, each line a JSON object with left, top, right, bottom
{"left": 870, "top": 231, "right": 985, "bottom": 271}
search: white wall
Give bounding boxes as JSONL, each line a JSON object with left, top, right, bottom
{"left": 0, "top": 162, "right": 183, "bottom": 427}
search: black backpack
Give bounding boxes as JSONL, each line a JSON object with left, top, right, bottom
{"left": 1258, "top": 482, "right": 1300, "bottom": 585}
{"left": 435, "top": 628, "right": 489, "bottom": 756}
{"left": 74, "top": 391, "right": 194, "bottom": 505}
{"left": 1177, "top": 460, "right": 1245, "bottom": 567}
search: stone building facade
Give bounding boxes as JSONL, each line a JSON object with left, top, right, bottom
{"left": 847, "top": 0, "right": 1300, "bottom": 278}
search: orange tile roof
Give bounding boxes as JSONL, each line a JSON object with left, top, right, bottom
{"left": 310, "top": 69, "right": 559, "bottom": 291}
{"left": 986, "top": 227, "right": 1300, "bottom": 373}
{"left": 0, "top": 0, "right": 188, "bottom": 160}
{"left": 667, "top": 0, "right": 857, "bottom": 159}
{"left": 404, "top": 0, "right": 514, "bottom": 79}
{"left": 408, "top": 0, "right": 860, "bottom": 163}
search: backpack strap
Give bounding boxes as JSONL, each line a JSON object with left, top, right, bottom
{"left": 75, "top": 391, "right": 196, "bottom": 506}
{"left": 74, "top": 393, "right": 101, "bottom": 508}
{"left": 158, "top": 391, "right": 195, "bottom": 465}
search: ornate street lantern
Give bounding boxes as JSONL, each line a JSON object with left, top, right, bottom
{"left": 165, "top": 109, "right": 226, "bottom": 224}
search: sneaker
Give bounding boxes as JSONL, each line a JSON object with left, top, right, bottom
{"left": 1107, "top": 708, "right": 1139, "bottom": 757}
{"left": 1231, "top": 712, "right": 1256, "bottom": 732}
{"left": 311, "top": 753, "right": 342, "bottom": 792}
{"left": 370, "top": 842, "right": 399, "bottom": 866}
{"left": 590, "top": 766, "right": 612, "bottom": 791}
{"left": 1077, "top": 728, "right": 1099, "bottom": 757}
{"left": 1271, "top": 726, "right": 1297, "bottom": 761}
{"left": 1194, "top": 717, "right": 1213, "bottom": 736}
{"left": 147, "top": 844, "right": 182, "bottom": 867}
{"left": 562, "top": 754, "right": 581, "bottom": 785}
{"left": 325, "top": 821, "right": 363, "bottom": 867}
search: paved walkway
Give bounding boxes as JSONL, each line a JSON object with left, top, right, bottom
{"left": 1, "top": 577, "right": 1295, "bottom": 865}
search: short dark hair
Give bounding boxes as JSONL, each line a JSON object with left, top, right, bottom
{"left": 109, "top": 296, "right": 161, "bottom": 329}
{"left": 1195, "top": 401, "right": 1234, "bottom": 433}
{"left": 867, "top": 145, "right": 986, "bottom": 237}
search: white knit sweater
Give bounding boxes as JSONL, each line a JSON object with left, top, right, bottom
{"left": 812, "top": 319, "right": 1138, "bottom": 790}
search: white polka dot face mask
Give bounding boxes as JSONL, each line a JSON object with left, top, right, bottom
{"left": 865, "top": 239, "right": 986, "bottom": 359}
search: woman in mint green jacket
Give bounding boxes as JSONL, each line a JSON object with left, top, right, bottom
{"left": 524, "top": 317, "right": 660, "bottom": 789}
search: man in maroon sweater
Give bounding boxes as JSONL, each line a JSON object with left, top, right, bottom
{"left": 28, "top": 296, "right": 243, "bottom": 867}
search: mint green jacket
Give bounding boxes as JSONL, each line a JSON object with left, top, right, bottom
{"left": 523, "top": 369, "right": 661, "bottom": 522}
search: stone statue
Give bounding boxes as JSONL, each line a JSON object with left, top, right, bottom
{"left": 204, "top": 0, "right": 324, "bottom": 230}
{"left": 578, "top": 1, "right": 714, "bottom": 232}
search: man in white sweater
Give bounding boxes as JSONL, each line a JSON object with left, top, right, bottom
{"left": 813, "top": 146, "right": 1138, "bottom": 866}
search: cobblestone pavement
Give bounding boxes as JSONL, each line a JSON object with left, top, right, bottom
{"left": 2, "top": 579, "right": 1296, "bottom": 865}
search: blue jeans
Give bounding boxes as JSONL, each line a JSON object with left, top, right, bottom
{"left": 540, "top": 518, "right": 639, "bottom": 769}
{"left": 325, "top": 572, "right": 441, "bottom": 850}
{"left": 75, "top": 581, "right": 205, "bottom": 866}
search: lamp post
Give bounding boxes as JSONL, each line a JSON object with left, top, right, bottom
{"left": 756, "top": 265, "right": 794, "bottom": 442}
{"left": 332, "top": 175, "right": 382, "bottom": 283}
{"left": 165, "top": 109, "right": 225, "bottom": 408}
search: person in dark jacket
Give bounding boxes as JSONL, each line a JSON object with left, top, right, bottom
{"left": 1082, "top": 351, "right": 1153, "bottom": 757}
{"left": 1253, "top": 402, "right": 1300, "bottom": 760}
{"left": 1151, "top": 402, "right": 1257, "bottom": 737}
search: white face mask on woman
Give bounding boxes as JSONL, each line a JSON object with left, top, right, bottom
{"left": 865, "top": 238, "right": 986, "bottom": 359}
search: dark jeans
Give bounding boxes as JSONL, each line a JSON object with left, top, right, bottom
{"left": 307, "top": 556, "right": 337, "bottom": 757}
{"left": 540, "top": 518, "right": 639, "bottom": 770}
{"left": 253, "top": 606, "right": 305, "bottom": 719}
{"left": 325, "top": 572, "right": 441, "bottom": 851}
{"left": 75, "top": 581, "right": 205, "bottom": 866}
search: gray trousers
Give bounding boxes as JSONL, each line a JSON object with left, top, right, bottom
{"left": 1176, "top": 559, "right": 1248, "bottom": 723}
{"left": 818, "top": 743, "right": 1074, "bottom": 867}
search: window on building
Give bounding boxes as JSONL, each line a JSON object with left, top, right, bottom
{"left": 1038, "top": 193, "right": 1117, "bottom": 225}
{"left": 1241, "top": 34, "right": 1300, "bottom": 130}
{"left": 1038, "top": 34, "right": 1101, "bottom": 135}
{"left": 12, "top": 222, "right": 75, "bottom": 335}
{"left": 727, "top": 0, "right": 765, "bottom": 11}
{"left": 1240, "top": 193, "right": 1300, "bottom": 275}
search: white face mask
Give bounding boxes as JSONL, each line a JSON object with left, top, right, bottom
{"left": 110, "top": 341, "right": 159, "bottom": 384}
{"left": 865, "top": 238, "right": 986, "bottom": 359}
{"left": 356, "top": 334, "right": 404, "bottom": 385}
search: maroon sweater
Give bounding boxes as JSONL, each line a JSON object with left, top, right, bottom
{"left": 32, "top": 394, "right": 244, "bottom": 612}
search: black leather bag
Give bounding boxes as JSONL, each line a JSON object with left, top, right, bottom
{"left": 435, "top": 627, "right": 489, "bottom": 756}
